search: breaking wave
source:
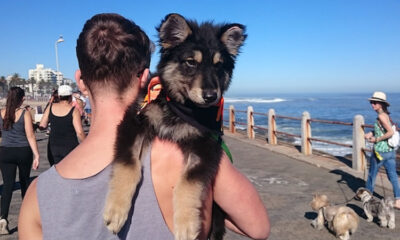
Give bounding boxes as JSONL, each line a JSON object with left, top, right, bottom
{"left": 224, "top": 98, "right": 287, "bottom": 103}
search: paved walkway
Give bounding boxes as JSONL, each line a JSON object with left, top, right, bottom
{"left": 1, "top": 131, "right": 399, "bottom": 239}
{"left": 223, "top": 132, "right": 400, "bottom": 240}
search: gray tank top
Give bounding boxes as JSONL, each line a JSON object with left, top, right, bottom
{"left": 37, "top": 147, "right": 174, "bottom": 240}
{"left": 0, "top": 109, "right": 29, "bottom": 147}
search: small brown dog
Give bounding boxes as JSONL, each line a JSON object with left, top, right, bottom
{"left": 310, "top": 194, "right": 359, "bottom": 240}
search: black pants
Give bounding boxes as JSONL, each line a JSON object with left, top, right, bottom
{"left": 0, "top": 146, "right": 33, "bottom": 220}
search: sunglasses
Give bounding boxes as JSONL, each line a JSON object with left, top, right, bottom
{"left": 370, "top": 101, "right": 380, "bottom": 105}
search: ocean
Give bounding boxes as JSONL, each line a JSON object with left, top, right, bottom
{"left": 223, "top": 93, "right": 400, "bottom": 157}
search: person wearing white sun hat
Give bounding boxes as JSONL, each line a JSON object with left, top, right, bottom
{"left": 39, "top": 84, "right": 86, "bottom": 166}
{"left": 364, "top": 91, "right": 400, "bottom": 209}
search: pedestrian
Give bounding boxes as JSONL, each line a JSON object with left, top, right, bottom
{"left": 72, "top": 92, "right": 85, "bottom": 117}
{"left": 18, "top": 13, "right": 269, "bottom": 239}
{"left": 0, "top": 87, "right": 40, "bottom": 234}
{"left": 39, "top": 85, "right": 86, "bottom": 166}
{"left": 43, "top": 89, "right": 59, "bottom": 113}
{"left": 42, "top": 89, "right": 60, "bottom": 136}
{"left": 83, "top": 94, "right": 91, "bottom": 125}
{"left": 364, "top": 91, "right": 400, "bottom": 209}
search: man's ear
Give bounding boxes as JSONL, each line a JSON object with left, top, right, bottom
{"left": 75, "top": 70, "right": 89, "bottom": 96}
{"left": 139, "top": 68, "right": 150, "bottom": 89}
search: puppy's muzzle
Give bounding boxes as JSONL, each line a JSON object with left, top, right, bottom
{"left": 203, "top": 90, "right": 218, "bottom": 104}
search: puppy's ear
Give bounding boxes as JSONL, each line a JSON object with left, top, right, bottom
{"left": 158, "top": 13, "right": 192, "bottom": 49}
{"left": 220, "top": 24, "right": 247, "bottom": 56}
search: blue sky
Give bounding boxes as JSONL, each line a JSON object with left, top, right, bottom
{"left": 0, "top": 0, "right": 399, "bottom": 94}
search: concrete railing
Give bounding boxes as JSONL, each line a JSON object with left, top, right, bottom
{"left": 225, "top": 106, "right": 376, "bottom": 172}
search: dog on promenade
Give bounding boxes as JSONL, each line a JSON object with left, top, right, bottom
{"left": 103, "top": 13, "right": 246, "bottom": 240}
{"left": 355, "top": 187, "right": 395, "bottom": 229}
{"left": 310, "top": 194, "right": 359, "bottom": 240}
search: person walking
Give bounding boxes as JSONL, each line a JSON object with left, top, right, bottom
{"left": 19, "top": 13, "right": 269, "bottom": 239}
{"left": 72, "top": 92, "right": 86, "bottom": 118}
{"left": 0, "top": 87, "right": 39, "bottom": 234}
{"left": 83, "top": 94, "right": 91, "bottom": 126}
{"left": 365, "top": 91, "right": 400, "bottom": 209}
{"left": 39, "top": 85, "right": 86, "bottom": 166}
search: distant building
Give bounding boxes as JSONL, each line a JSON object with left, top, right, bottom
{"left": 28, "top": 64, "right": 63, "bottom": 84}
{"left": 5, "top": 75, "right": 12, "bottom": 85}
{"left": 63, "top": 78, "right": 73, "bottom": 85}
{"left": 55, "top": 72, "right": 64, "bottom": 85}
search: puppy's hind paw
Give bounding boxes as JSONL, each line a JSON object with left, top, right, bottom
{"left": 103, "top": 202, "right": 130, "bottom": 234}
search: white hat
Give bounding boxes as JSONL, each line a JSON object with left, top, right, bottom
{"left": 58, "top": 85, "right": 73, "bottom": 96}
{"left": 368, "top": 91, "right": 390, "bottom": 106}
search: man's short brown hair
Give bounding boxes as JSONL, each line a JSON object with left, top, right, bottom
{"left": 76, "top": 13, "right": 151, "bottom": 95}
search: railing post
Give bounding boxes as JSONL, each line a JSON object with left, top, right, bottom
{"left": 229, "top": 105, "right": 236, "bottom": 133}
{"left": 353, "top": 115, "right": 365, "bottom": 171}
{"left": 301, "top": 111, "right": 312, "bottom": 155}
{"left": 247, "top": 106, "right": 255, "bottom": 139}
{"left": 268, "top": 109, "right": 277, "bottom": 144}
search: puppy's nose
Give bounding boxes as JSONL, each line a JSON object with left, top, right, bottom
{"left": 203, "top": 91, "right": 218, "bottom": 103}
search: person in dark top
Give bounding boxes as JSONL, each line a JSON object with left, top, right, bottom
{"left": 0, "top": 87, "right": 40, "bottom": 234}
{"left": 39, "top": 85, "right": 85, "bottom": 165}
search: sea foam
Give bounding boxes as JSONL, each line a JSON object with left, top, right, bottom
{"left": 224, "top": 98, "right": 287, "bottom": 103}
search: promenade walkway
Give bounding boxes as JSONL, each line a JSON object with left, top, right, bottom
{"left": 1, "top": 130, "right": 399, "bottom": 239}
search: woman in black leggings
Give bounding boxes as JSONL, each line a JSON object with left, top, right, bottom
{"left": 0, "top": 87, "right": 40, "bottom": 234}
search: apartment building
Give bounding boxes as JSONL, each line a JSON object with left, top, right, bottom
{"left": 28, "top": 64, "right": 63, "bottom": 84}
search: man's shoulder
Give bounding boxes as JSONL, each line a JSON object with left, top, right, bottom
{"left": 36, "top": 166, "right": 57, "bottom": 186}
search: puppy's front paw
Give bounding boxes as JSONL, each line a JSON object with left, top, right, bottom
{"left": 388, "top": 222, "right": 395, "bottom": 229}
{"left": 367, "top": 217, "right": 373, "bottom": 222}
{"left": 311, "top": 219, "right": 323, "bottom": 230}
{"left": 311, "top": 219, "right": 317, "bottom": 228}
{"left": 103, "top": 197, "right": 131, "bottom": 234}
{"left": 380, "top": 220, "right": 388, "bottom": 228}
{"left": 174, "top": 205, "right": 201, "bottom": 240}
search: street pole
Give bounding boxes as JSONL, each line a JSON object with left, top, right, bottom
{"left": 55, "top": 36, "right": 64, "bottom": 84}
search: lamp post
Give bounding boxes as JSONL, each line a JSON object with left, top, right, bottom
{"left": 55, "top": 36, "right": 64, "bottom": 84}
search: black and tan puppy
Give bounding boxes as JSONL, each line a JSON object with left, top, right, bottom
{"left": 103, "top": 13, "right": 246, "bottom": 240}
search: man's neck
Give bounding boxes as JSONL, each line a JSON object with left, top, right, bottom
{"left": 55, "top": 97, "right": 133, "bottom": 178}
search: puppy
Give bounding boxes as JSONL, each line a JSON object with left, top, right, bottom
{"left": 103, "top": 13, "right": 246, "bottom": 240}
{"left": 310, "top": 194, "right": 359, "bottom": 240}
{"left": 355, "top": 187, "right": 395, "bottom": 229}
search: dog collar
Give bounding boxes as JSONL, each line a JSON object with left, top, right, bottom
{"left": 166, "top": 100, "right": 224, "bottom": 136}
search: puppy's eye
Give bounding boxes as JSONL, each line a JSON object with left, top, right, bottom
{"left": 185, "top": 58, "right": 197, "bottom": 68}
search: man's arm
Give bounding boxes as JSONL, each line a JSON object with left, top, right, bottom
{"left": 213, "top": 154, "right": 270, "bottom": 239}
{"left": 18, "top": 179, "right": 43, "bottom": 239}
